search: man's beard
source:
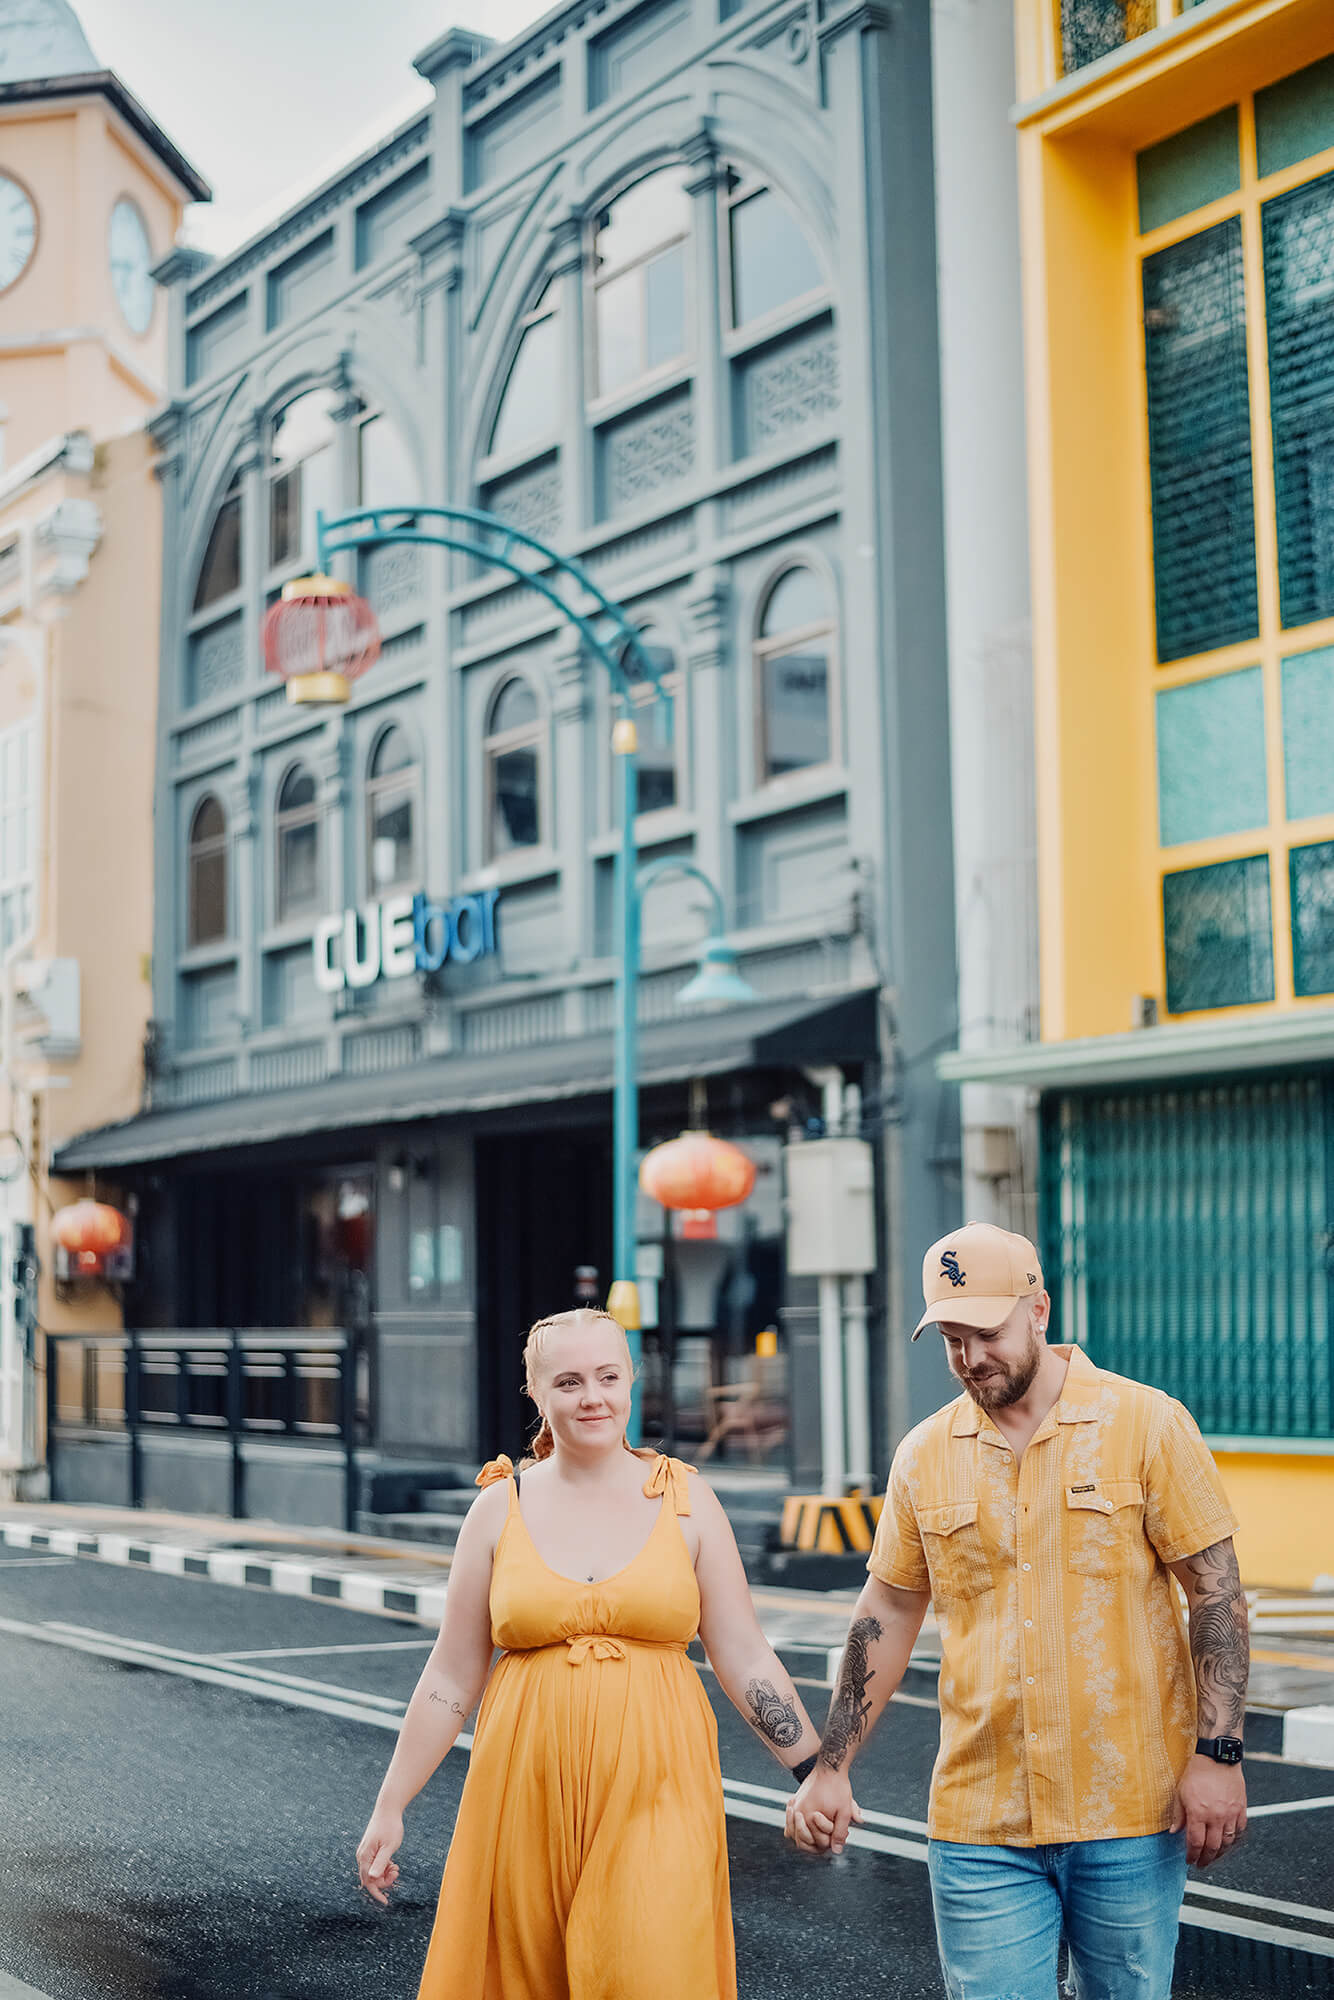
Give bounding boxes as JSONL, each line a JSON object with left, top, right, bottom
{"left": 957, "top": 1335, "right": 1042, "bottom": 1411}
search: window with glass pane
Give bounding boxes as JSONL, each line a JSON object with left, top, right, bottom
{"left": 491, "top": 286, "right": 560, "bottom": 460}
{"left": 485, "top": 677, "right": 543, "bottom": 856}
{"left": 755, "top": 566, "right": 834, "bottom": 781}
{"left": 193, "top": 475, "right": 242, "bottom": 612}
{"left": 269, "top": 390, "right": 338, "bottom": 570}
{"left": 594, "top": 169, "right": 691, "bottom": 398}
{"left": 358, "top": 413, "right": 417, "bottom": 512}
{"left": 1263, "top": 170, "right": 1334, "bottom": 630}
{"left": 367, "top": 724, "right": 418, "bottom": 890}
{"left": 1143, "top": 221, "right": 1259, "bottom": 664}
{"left": 729, "top": 184, "right": 823, "bottom": 329}
{"left": 188, "top": 794, "right": 228, "bottom": 945}
{"left": 276, "top": 765, "right": 321, "bottom": 919}
{"left": 1061, "top": 0, "right": 1154, "bottom": 78}
{"left": 1290, "top": 840, "right": 1334, "bottom": 996}
{"left": 1162, "top": 855, "right": 1274, "bottom": 1014}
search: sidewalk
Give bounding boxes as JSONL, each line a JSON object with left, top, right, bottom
{"left": 4, "top": 1501, "right": 1333, "bottom": 1760}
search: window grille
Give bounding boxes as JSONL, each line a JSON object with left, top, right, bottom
{"left": 1263, "top": 170, "right": 1334, "bottom": 630}
{"left": 1162, "top": 856, "right": 1274, "bottom": 1014}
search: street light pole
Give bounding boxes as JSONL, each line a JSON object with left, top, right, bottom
{"left": 608, "top": 716, "right": 642, "bottom": 1423}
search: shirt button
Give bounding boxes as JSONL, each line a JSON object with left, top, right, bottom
{"left": 1030, "top": 1732, "right": 1038, "bottom": 1742}
{"left": 1024, "top": 1618, "right": 1033, "bottom": 1628}
{"left": 1021, "top": 1562, "right": 1032, "bottom": 1572}
{"left": 1027, "top": 1676, "right": 1035, "bottom": 1685}
{"left": 1105, "top": 1501, "right": 1114, "bottom": 1511}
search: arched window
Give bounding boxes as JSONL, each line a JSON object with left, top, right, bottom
{"left": 275, "top": 763, "right": 322, "bottom": 921}
{"left": 484, "top": 676, "right": 543, "bottom": 858}
{"left": 366, "top": 723, "right": 419, "bottom": 891}
{"left": 358, "top": 410, "right": 416, "bottom": 512}
{"left": 725, "top": 175, "right": 824, "bottom": 330}
{"left": 490, "top": 283, "right": 560, "bottom": 462}
{"left": 188, "top": 793, "right": 228, "bottom": 945}
{"left": 755, "top": 565, "right": 835, "bottom": 782}
{"left": 269, "top": 389, "right": 338, "bottom": 570}
{"left": 193, "top": 472, "right": 242, "bottom": 612}
{"left": 593, "top": 168, "right": 691, "bottom": 399}
{"left": 619, "top": 629, "right": 680, "bottom": 816}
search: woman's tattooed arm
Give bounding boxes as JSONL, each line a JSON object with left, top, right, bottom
{"left": 1177, "top": 1540, "right": 1249, "bottom": 1738}
{"left": 744, "top": 1677, "right": 803, "bottom": 1750}
{"left": 820, "top": 1616, "right": 883, "bottom": 1770}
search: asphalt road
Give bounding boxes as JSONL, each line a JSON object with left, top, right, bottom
{"left": 0, "top": 1546, "right": 1331, "bottom": 2000}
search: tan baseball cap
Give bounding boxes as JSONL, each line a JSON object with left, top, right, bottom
{"left": 912, "top": 1221, "right": 1044, "bottom": 1339}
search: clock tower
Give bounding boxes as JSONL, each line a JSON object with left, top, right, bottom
{"left": 0, "top": 0, "right": 210, "bottom": 462}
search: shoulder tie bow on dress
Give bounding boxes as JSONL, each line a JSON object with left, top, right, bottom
{"left": 476, "top": 1454, "right": 515, "bottom": 1488}
{"left": 642, "top": 1453, "right": 696, "bottom": 1515}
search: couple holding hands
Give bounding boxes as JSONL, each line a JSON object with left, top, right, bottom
{"left": 357, "top": 1222, "right": 1249, "bottom": 2000}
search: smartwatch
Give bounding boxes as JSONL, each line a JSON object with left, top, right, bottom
{"left": 1195, "top": 1736, "right": 1244, "bottom": 1765}
{"left": 791, "top": 1752, "right": 819, "bottom": 1785}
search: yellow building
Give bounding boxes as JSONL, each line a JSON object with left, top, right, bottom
{"left": 0, "top": 2, "right": 207, "bottom": 1489}
{"left": 942, "top": 0, "right": 1334, "bottom": 1587}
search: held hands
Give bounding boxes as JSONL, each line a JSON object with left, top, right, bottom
{"left": 356, "top": 1806, "right": 404, "bottom": 1906}
{"left": 785, "top": 1765, "right": 864, "bottom": 1856}
{"left": 1170, "top": 1755, "right": 1247, "bottom": 1869}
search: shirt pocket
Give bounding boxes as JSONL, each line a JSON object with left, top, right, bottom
{"left": 1064, "top": 1478, "right": 1145, "bottom": 1578}
{"left": 918, "top": 1498, "right": 993, "bottom": 1606}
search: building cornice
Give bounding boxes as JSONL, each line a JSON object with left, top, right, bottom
{"left": 0, "top": 71, "right": 211, "bottom": 201}
{"left": 937, "top": 1006, "right": 1334, "bottom": 1092}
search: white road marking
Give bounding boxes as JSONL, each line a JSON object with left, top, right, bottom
{"left": 0, "top": 1972, "right": 58, "bottom": 1999}
{"left": 1246, "top": 1793, "right": 1334, "bottom": 1818}
{"left": 7, "top": 1612, "right": 1334, "bottom": 1956}
{"left": 218, "top": 1640, "right": 434, "bottom": 1660}
{"left": 0, "top": 1556, "right": 75, "bottom": 1568}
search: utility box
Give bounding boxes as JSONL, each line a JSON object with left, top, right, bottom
{"left": 784, "top": 1137, "right": 876, "bottom": 1275}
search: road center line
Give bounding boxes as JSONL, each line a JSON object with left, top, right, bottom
{"left": 7, "top": 1612, "right": 1334, "bottom": 1956}
{"left": 217, "top": 1640, "right": 435, "bottom": 1660}
{"left": 1246, "top": 1793, "right": 1334, "bottom": 1818}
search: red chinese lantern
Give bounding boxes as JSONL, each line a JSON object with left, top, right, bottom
{"left": 639, "top": 1131, "right": 757, "bottom": 1213}
{"left": 51, "top": 1199, "right": 131, "bottom": 1275}
{"left": 260, "top": 573, "right": 381, "bottom": 706}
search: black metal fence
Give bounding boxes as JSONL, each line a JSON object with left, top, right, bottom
{"left": 45, "top": 1329, "right": 359, "bottom": 1530}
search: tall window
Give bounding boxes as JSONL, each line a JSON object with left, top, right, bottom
{"left": 275, "top": 763, "right": 322, "bottom": 920}
{"left": 755, "top": 566, "right": 835, "bottom": 782}
{"left": 193, "top": 472, "right": 242, "bottom": 611}
{"left": 358, "top": 410, "right": 416, "bottom": 513}
{"left": 187, "top": 794, "right": 228, "bottom": 946}
{"left": 0, "top": 721, "right": 35, "bottom": 954}
{"left": 366, "top": 724, "right": 418, "bottom": 890}
{"left": 726, "top": 176, "right": 823, "bottom": 330}
{"left": 490, "top": 283, "right": 560, "bottom": 461}
{"left": 269, "top": 390, "right": 337, "bottom": 570}
{"left": 593, "top": 169, "right": 691, "bottom": 399}
{"left": 484, "top": 676, "right": 543, "bottom": 858}
{"left": 619, "top": 630, "right": 680, "bottom": 816}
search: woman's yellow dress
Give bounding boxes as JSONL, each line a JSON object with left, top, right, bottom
{"left": 415, "top": 1452, "right": 737, "bottom": 2000}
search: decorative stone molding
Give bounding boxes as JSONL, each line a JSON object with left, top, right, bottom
{"left": 35, "top": 497, "right": 101, "bottom": 598}
{"left": 552, "top": 631, "right": 588, "bottom": 722}
{"left": 602, "top": 397, "right": 695, "bottom": 516}
{"left": 685, "top": 566, "right": 730, "bottom": 666}
{"left": 316, "top": 733, "right": 348, "bottom": 805}
{"left": 545, "top": 209, "right": 586, "bottom": 279}
{"left": 329, "top": 349, "right": 364, "bottom": 425}
{"left": 411, "top": 210, "right": 467, "bottom": 296}
{"left": 681, "top": 121, "right": 725, "bottom": 199}
{"left": 225, "top": 764, "right": 260, "bottom": 840}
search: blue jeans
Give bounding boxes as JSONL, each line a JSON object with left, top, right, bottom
{"left": 927, "top": 1832, "right": 1188, "bottom": 2000}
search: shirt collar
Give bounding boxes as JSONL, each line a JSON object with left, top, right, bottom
{"left": 948, "top": 1343, "right": 1101, "bottom": 1440}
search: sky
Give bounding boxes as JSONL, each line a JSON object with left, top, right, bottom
{"left": 71, "top": 0, "right": 553, "bottom": 255}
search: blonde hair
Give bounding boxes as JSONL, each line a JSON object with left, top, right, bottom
{"left": 519, "top": 1307, "right": 652, "bottom": 1467}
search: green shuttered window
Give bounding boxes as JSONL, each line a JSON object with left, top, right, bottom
{"left": 1143, "top": 222, "right": 1260, "bottom": 663}
{"left": 1155, "top": 666, "right": 1267, "bottom": 846}
{"left": 1043, "top": 1081, "right": 1334, "bottom": 1441}
{"left": 1162, "top": 856, "right": 1274, "bottom": 1013}
{"left": 1263, "top": 170, "right": 1334, "bottom": 631}
{"left": 1290, "top": 840, "right": 1334, "bottom": 997}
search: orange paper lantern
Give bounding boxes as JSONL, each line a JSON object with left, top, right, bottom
{"left": 260, "top": 573, "right": 381, "bottom": 705}
{"left": 51, "top": 1199, "right": 131, "bottom": 1274}
{"left": 639, "top": 1131, "right": 756, "bottom": 1213}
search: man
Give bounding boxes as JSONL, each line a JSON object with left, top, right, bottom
{"left": 788, "top": 1221, "right": 1249, "bottom": 2000}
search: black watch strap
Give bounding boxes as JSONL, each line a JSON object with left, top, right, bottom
{"left": 1195, "top": 1736, "right": 1244, "bottom": 1764}
{"left": 791, "top": 1752, "right": 819, "bottom": 1785}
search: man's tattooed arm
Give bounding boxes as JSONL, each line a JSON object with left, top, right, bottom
{"left": 744, "top": 1677, "right": 803, "bottom": 1750}
{"left": 820, "top": 1616, "right": 883, "bottom": 1771}
{"left": 1176, "top": 1539, "right": 1249, "bottom": 1738}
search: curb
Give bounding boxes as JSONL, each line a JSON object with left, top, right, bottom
{"left": 1284, "top": 1704, "right": 1334, "bottom": 1767}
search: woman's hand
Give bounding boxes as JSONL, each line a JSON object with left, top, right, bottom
{"left": 356, "top": 1806, "right": 404, "bottom": 1906}
{"left": 786, "top": 1766, "right": 863, "bottom": 1855}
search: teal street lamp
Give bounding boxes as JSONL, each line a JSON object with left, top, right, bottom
{"left": 312, "top": 505, "right": 754, "bottom": 1447}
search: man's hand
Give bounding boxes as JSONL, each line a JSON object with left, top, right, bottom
{"left": 785, "top": 1764, "right": 864, "bottom": 1856}
{"left": 1170, "top": 1755, "right": 1247, "bottom": 1869}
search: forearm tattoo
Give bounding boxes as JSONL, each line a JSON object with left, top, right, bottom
{"left": 820, "top": 1616, "right": 883, "bottom": 1771}
{"left": 428, "top": 1690, "right": 467, "bottom": 1718}
{"left": 744, "top": 1677, "right": 803, "bottom": 1749}
{"left": 1181, "top": 1540, "right": 1250, "bottom": 1738}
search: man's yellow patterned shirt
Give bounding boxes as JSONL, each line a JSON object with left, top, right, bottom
{"left": 868, "top": 1345, "right": 1238, "bottom": 1846}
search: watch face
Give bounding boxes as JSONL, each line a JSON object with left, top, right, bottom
{"left": 0, "top": 174, "right": 36, "bottom": 293}
{"left": 109, "top": 197, "right": 154, "bottom": 334}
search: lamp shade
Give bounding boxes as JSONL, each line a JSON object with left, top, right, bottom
{"left": 260, "top": 574, "right": 380, "bottom": 705}
{"left": 51, "top": 1199, "right": 131, "bottom": 1273}
{"left": 639, "top": 1131, "right": 756, "bottom": 1212}
{"left": 675, "top": 941, "right": 758, "bottom": 1010}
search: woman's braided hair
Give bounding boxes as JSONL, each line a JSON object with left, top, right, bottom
{"left": 519, "top": 1307, "right": 652, "bottom": 1468}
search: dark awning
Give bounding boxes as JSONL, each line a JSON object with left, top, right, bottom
{"left": 54, "top": 988, "right": 879, "bottom": 1171}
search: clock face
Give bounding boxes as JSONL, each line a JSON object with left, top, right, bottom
{"left": 0, "top": 174, "right": 36, "bottom": 293}
{"left": 109, "top": 197, "right": 154, "bottom": 335}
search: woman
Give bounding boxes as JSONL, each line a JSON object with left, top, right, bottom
{"left": 356, "top": 1306, "right": 822, "bottom": 1999}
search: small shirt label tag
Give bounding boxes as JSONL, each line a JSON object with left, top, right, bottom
{"left": 1069, "top": 1483, "right": 1097, "bottom": 1494}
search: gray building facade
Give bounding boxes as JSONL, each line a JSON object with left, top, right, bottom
{"left": 58, "top": 0, "right": 972, "bottom": 1487}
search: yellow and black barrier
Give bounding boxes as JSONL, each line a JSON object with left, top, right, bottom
{"left": 779, "top": 1491, "right": 884, "bottom": 1555}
